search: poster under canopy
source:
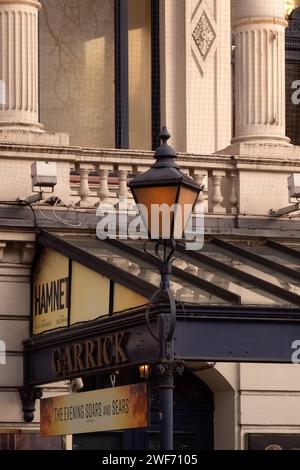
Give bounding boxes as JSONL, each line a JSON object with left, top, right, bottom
{"left": 32, "top": 248, "right": 69, "bottom": 335}
{"left": 40, "top": 383, "right": 149, "bottom": 436}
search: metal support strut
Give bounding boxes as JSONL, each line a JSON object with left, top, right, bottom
{"left": 144, "top": 239, "right": 184, "bottom": 451}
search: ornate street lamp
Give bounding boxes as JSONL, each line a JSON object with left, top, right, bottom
{"left": 130, "top": 127, "right": 201, "bottom": 241}
{"left": 129, "top": 127, "right": 202, "bottom": 451}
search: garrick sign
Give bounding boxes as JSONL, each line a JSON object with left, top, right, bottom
{"left": 52, "top": 332, "right": 129, "bottom": 376}
{"left": 24, "top": 302, "right": 300, "bottom": 387}
{"left": 24, "top": 312, "right": 159, "bottom": 386}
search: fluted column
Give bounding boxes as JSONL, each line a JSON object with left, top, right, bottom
{"left": 233, "top": 0, "right": 289, "bottom": 144}
{"left": 0, "top": 0, "right": 43, "bottom": 132}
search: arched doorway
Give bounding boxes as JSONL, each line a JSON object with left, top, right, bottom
{"left": 73, "top": 369, "right": 214, "bottom": 451}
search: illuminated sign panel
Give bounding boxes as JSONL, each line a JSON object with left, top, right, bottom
{"left": 32, "top": 248, "right": 69, "bottom": 334}
{"left": 40, "top": 383, "right": 149, "bottom": 436}
{"left": 32, "top": 244, "right": 147, "bottom": 335}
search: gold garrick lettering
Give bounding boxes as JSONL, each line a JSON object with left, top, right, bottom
{"left": 51, "top": 332, "right": 129, "bottom": 375}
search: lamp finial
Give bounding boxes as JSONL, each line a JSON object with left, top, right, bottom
{"left": 160, "top": 127, "right": 171, "bottom": 145}
{"left": 155, "top": 126, "right": 177, "bottom": 163}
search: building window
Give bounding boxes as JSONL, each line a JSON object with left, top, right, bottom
{"left": 39, "top": 0, "right": 159, "bottom": 151}
{"left": 128, "top": 0, "right": 152, "bottom": 150}
{"left": 39, "top": 0, "right": 115, "bottom": 148}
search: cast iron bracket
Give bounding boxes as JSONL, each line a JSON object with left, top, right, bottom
{"left": 19, "top": 386, "right": 43, "bottom": 423}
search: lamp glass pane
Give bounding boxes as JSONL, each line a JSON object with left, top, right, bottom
{"left": 173, "top": 186, "right": 199, "bottom": 239}
{"left": 133, "top": 186, "right": 178, "bottom": 239}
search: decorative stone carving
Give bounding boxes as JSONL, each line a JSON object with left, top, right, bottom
{"left": 211, "top": 170, "right": 226, "bottom": 214}
{"left": 96, "top": 165, "right": 113, "bottom": 209}
{"left": 192, "top": 11, "right": 216, "bottom": 60}
{"left": 287, "top": 6, "right": 300, "bottom": 32}
{"left": 191, "top": 1, "right": 217, "bottom": 75}
{"left": 116, "top": 165, "right": 132, "bottom": 210}
{"left": 76, "top": 164, "right": 94, "bottom": 208}
{"left": 0, "top": 240, "right": 38, "bottom": 264}
{"left": 192, "top": 169, "right": 208, "bottom": 214}
{"left": 286, "top": 1, "right": 300, "bottom": 18}
{"left": 286, "top": 5, "right": 300, "bottom": 54}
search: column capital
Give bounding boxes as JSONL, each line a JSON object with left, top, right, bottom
{"left": 234, "top": 0, "right": 286, "bottom": 21}
{"left": 0, "top": 0, "right": 41, "bottom": 9}
{"left": 233, "top": 17, "right": 288, "bottom": 28}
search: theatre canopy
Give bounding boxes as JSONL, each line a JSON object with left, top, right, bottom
{"left": 24, "top": 231, "right": 300, "bottom": 387}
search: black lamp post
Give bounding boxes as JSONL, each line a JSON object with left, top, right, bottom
{"left": 129, "top": 127, "right": 202, "bottom": 451}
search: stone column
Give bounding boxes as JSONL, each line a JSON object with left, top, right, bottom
{"left": 232, "top": 0, "right": 289, "bottom": 144}
{"left": 0, "top": 0, "right": 43, "bottom": 132}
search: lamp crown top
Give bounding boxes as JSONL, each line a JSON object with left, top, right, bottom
{"left": 155, "top": 126, "right": 177, "bottom": 163}
{"left": 160, "top": 126, "right": 171, "bottom": 145}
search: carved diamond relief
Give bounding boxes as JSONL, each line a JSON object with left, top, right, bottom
{"left": 192, "top": 11, "right": 216, "bottom": 61}
{"left": 191, "top": 2, "right": 217, "bottom": 75}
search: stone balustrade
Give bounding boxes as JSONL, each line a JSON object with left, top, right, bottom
{"left": 0, "top": 142, "right": 300, "bottom": 217}
{"left": 68, "top": 151, "right": 238, "bottom": 215}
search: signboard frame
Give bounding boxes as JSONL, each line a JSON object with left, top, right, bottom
{"left": 40, "top": 383, "right": 150, "bottom": 437}
{"left": 31, "top": 246, "right": 71, "bottom": 335}
{"left": 246, "top": 433, "right": 300, "bottom": 450}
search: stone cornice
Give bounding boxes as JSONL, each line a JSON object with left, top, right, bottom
{"left": 0, "top": 142, "right": 234, "bottom": 169}
{"left": 1, "top": 141, "right": 300, "bottom": 173}
{"left": 231, "top": 154, "right": 300, "bottom": 172}
{"left": 3, "top": 212, "right": 300, "bottom": 238}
